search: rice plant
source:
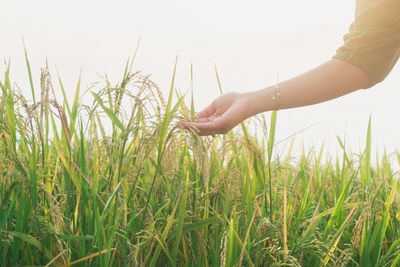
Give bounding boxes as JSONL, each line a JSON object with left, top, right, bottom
{"left": 0, "top": 54, "right": 400, "bottom": 267}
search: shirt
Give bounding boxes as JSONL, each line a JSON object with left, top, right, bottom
{"left": 333, "top": 0, "right": 400, "bottom": 88}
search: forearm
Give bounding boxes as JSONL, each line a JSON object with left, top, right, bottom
{"left": 245, "top": 59, "right": 369, "bottom": 117}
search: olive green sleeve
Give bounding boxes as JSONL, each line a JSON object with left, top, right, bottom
{"left": 333, "top": 0, "right": 400, "bottom": 88}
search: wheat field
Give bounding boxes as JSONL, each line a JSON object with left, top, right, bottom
{"left": 1, "top": 54, "right": 400, "bottom": 266}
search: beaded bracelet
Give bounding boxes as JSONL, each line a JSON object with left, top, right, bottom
{"left": 271, "top": 83, "right": 281, "bottom": 110}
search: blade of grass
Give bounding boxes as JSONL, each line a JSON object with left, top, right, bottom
{"left": 92, "top": 92, "right": 124, "bottom": 132}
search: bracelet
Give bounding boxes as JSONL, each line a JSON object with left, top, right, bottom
{"left": 271, "top": 83, "right": 281, "bottom": 110}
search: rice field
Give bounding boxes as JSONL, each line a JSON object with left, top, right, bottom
{"left": 1, "top": 54, "right": 400, "bottom": 267}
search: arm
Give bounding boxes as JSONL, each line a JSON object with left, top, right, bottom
{"left": 247, "top": 58, "right": 368, "bottom": 115}
{"left": 182, "top": 0, "right": 400, "bottom": 136}
{"left": 183, "top": 58, "right": 369, "bottom": 136}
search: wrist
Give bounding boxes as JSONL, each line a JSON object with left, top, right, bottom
{"left": 241, "top": 92, "right": 257, "bottom": 119}
{"left": 242, "top": 87, "right": 278, "bottom": 117}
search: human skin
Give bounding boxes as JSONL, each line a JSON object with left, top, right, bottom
{"left": 181, "top": 58, "right": 369, "bottom": 136}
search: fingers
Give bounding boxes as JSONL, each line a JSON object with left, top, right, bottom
{"left": 179, "top": 120, "right": 219, "bottom": 136}
{"left": 180, "top": 92, "right": 244, "bottom": 136}
{"left": 188, "top": 121, "right": 219, "bottom": 136}
{"left": 180, "top": 106, "right": 234, "bottom": 136}
{"left": 183, "top": 103, "right": 243, "bottom": 136}
{"left": 180, "top": 102, "right": 219, "bottom": 135}
{"left": 196, "top": 101, "right": 216, "bottom": 119}
{"left": 188, "top": 116, "right": 230, "bottom": 136}
{"left": 180, "top": 116, "right": 222, "bottom": 136}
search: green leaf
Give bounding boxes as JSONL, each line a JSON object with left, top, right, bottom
{"left": 92, "top": 92, "right": 124, "bottom": 131}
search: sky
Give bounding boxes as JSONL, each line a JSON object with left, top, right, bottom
{"left": 1, "top": 0, "right": 400, "bottom": 161}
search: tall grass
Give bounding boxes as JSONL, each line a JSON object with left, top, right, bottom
{"left": 1, "top": 55, "right": 400, "bottom": 267}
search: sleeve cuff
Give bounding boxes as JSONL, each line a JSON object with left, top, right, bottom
{"left": 332, "top": 50, "right": 374, "bottom": 88}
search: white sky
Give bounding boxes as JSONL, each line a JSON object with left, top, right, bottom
{"left": 1, "top": 0, "right": 400, "bottom": 160}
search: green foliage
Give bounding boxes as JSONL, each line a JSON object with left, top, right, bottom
{"left": 1, "top": 57, "right": 400, "bottom": 267}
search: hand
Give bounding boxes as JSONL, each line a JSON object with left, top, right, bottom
{"left": 181, "top": 92, "right": 251, "bottom": 136}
